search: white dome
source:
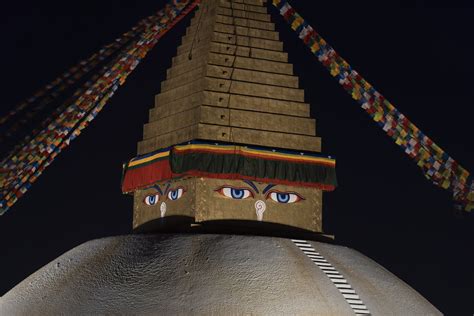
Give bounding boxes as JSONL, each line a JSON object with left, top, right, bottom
{"left": 0, "top": 234, "right": 440, "bottom": 315}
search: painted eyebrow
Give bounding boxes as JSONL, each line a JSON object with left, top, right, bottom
{"left": 243, "top": 180, "right": 259, "bottom": 193}
{"left": 152, "top": 185, "right": 163, "bottom": 195}
{"left": 262, "top": 184, "right": 276, "bottom": 195}
{"left": 164, "top": 182, "right": 171, "bottom": 194}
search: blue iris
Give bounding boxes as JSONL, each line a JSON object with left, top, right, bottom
{"left": 231, "top": 189, "right": 245, "bottom": 199}
{"left": 170, "top": 190, "right": 178, "bottom": 200}
{"left": 149, "top": 195, "right": 156, "bottom": 204}
{"left": 276, "top": 193, "right": 290, "bottom": 203}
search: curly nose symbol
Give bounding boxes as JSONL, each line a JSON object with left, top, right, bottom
{"left": 160, "top": 202, "right": 167, "bottom": 218}
{"left": 255, "top": 200, "right": 266, "bottom": 221}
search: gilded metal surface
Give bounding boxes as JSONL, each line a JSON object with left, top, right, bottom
{"left": 138, "top": 0, "right": 321, "bottom": 154}
{"left": 133, "top": 177, "right": 322, "bottom": 232}
{"left": 133, "top": 178, "right": 196, "bottom": 228}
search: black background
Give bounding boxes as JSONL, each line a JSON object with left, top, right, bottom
{"left": 0, "top": 0, "right": 473, "bottom": 314}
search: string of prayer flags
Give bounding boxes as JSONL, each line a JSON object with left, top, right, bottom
{"left": 0, "top": 0, "right": 201, "bottom": 215}
{"left": 0, "top": 4, "right": 180, "bottom": 150}
{"left": 271, "top": 0, "right": 473, "bottom": 212}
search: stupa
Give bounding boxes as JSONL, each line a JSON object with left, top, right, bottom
{"left": 0, "top": 0, "right": 441, "bottom": 314}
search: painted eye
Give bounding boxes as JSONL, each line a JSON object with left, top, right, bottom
{"left": 216, "top": 187, "right": 254, "bottom": 199}
{"left": 167, "top": 187, "right": 185, "bottom": 201}
{"left": 144, "top": 194, "right": 160, "bottom": 206}
{"left": 267, "top": 191, "right": 303, "bottom": 204}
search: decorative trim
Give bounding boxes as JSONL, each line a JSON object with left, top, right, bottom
{"left": 121, "top": 141, "right": 337, "bottom": 193}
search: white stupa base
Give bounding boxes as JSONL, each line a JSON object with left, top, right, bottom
{"left": 0, "top": 234, "right": 440, "bottom": 315}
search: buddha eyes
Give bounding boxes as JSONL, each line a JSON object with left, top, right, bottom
{"left": 144, "top": 194, "right": 160, "bottom": 206}
{"left": 168, "top": 187, "right": 185, "bottom": 201}
{"left": 266, "top": 191, "right": 303, "bottom": 204}
{"left": 215, "top": 186, "right": 303, "bottom": 203}
{"left": 143, "top": 186, "right": 186, "bottom": 205}
{"left": 215, "top": 186, "right": 254, "bottom": 199}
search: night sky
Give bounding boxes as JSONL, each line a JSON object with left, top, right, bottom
{"left": 1, "top": 0, "right": 473, "bottom": 314}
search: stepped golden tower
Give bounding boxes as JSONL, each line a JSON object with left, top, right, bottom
{"left": 123, "top": 0, "right": 336, "bottom": 233}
